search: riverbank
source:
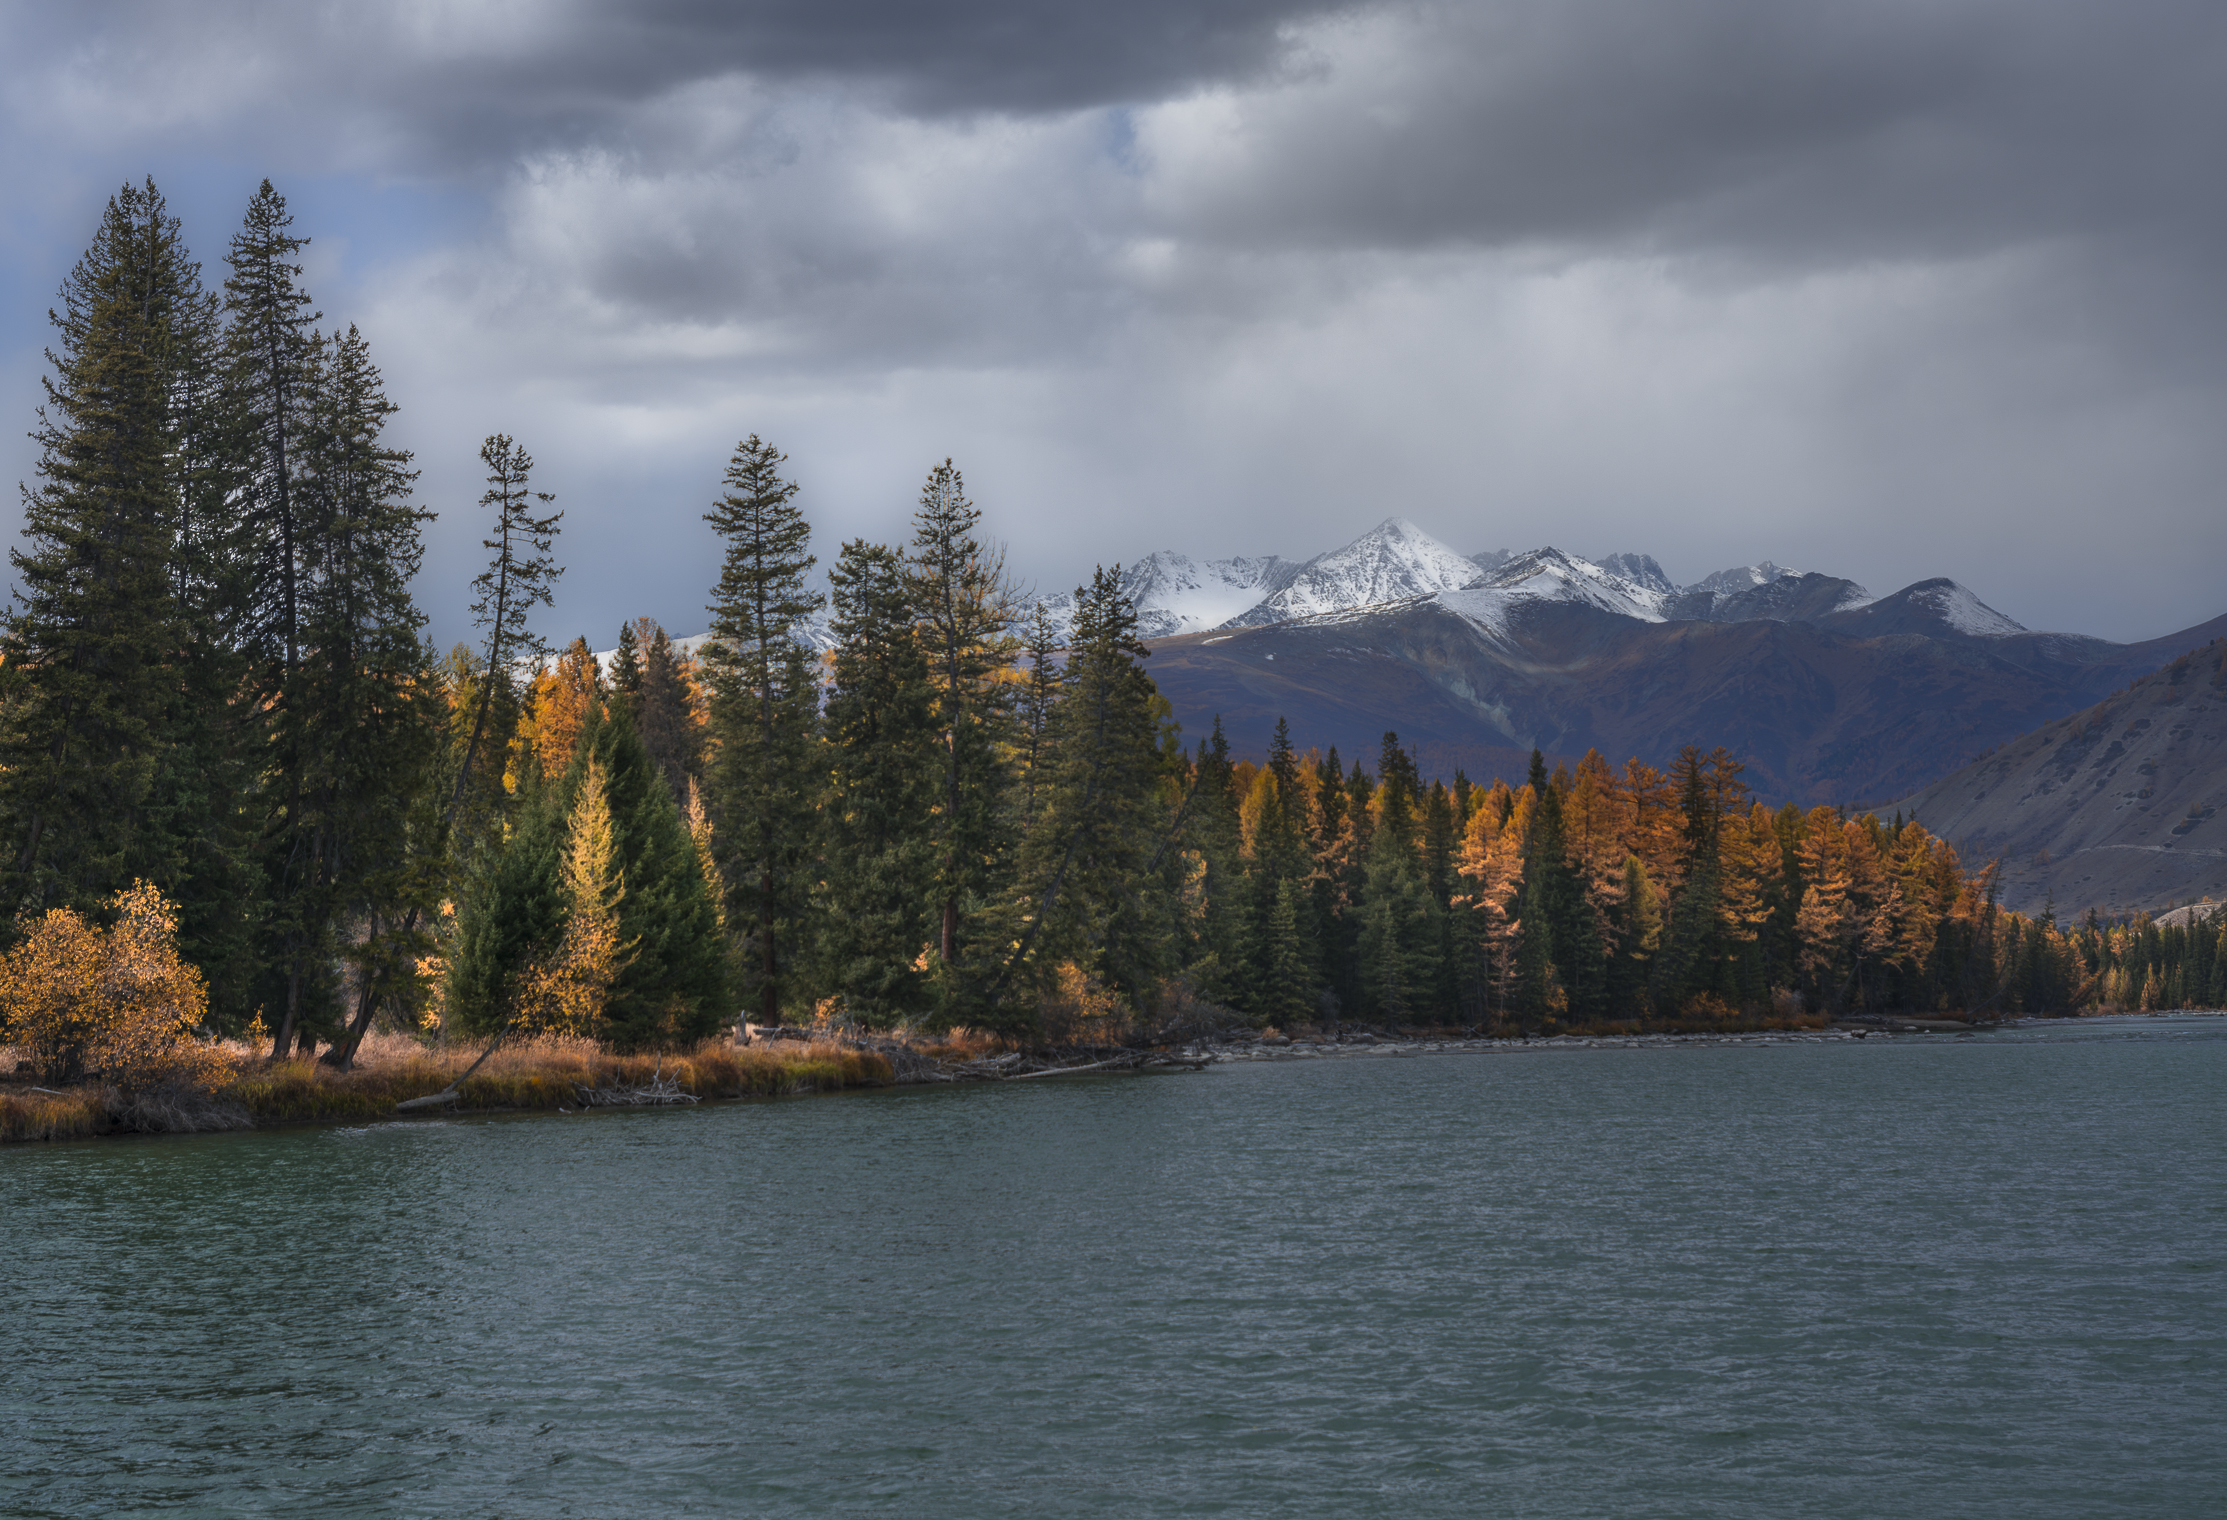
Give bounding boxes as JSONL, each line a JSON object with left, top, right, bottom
{"left": 0, "top": 1032, "right": 895, "bottom": 1142}
{"left": 12, "top": 1012, "right": 2215, "bottom": 1143}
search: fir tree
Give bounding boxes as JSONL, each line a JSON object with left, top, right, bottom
{"left": 702, "top": 435, "right": 821, "bottom": 1026}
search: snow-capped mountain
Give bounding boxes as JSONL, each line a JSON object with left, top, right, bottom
{"left": 1008, "top": 518, "right": 2024, "bottom": 649}
{"left": 1035, "top": 551, "right": 1297, "bottom": 643}
{"left": 601, "top": 519, "right": 2028, "bottom": 692}
{"left": 1224, "top": 518, "right": 1489, "bottom": 628}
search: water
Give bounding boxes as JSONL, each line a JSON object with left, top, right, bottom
{"left": 3, "top": 1017, "right": 2220, "bottom": 1518}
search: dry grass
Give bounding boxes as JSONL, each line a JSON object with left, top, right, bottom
{"left": 223, "top": 1032, "right": 893, "bottom": 1123}
{"left": 904, "top": 1026, "right": 1016, "bottom": 1062}
{"left": 0, "top": 1032, "right": 894, "bottom": 1141}
{"left": 0, "top": 1085, "right": 107, "bottom": 1141}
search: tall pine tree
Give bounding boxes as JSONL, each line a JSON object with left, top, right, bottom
{"left": 702, "top": 435, "right": 821, "bottom": 1027}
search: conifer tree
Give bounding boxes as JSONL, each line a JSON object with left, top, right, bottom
{"left": 2, "top": 180, "right": 211, "bottom": 921}
{"left": 1006, "top": 567, "right": 1176, "bottom": 1018}
{"left": 446, "top": 761, "right": 564, "bottom": 1037}
{"left": 702, "top": 435, "right": 821, "bottom": 1026}
{"left": 906, "top": 460, "right": 1017, "bottom": 989}
{"left": 1185, "top": 717, "right": 1248, "bottom": 1004}
{"left": 610, "top": 619, "right": 643, "bottom": 705}
{"left": 812, "top": 540, "right": 939, "bottom": 1023}
{"left": 1016, "top": 602, "right": 1060, "bottom": 833}
{"left": 280, "top": 325, "right": 441, "bottom": 1059}
{"left": 225, "top": 185, "right": 326, "bottom": 1050}
{"left": 635, "top": 620, "right": 699, "bottom": 805}
{"left": 1258, "top": 878, "right": 1318, "bottom": 1025}
{"left": 577, "top": 703, "right": 729, "bottom": 1048}
{"left": 450, "top": 435, "right": 561, "bottom": 839}
{"left": 225, "top": 180, "right": 320, "bottom": 689}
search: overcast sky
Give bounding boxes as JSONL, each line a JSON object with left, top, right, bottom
{"left": 3, "top": 0, "right": 2221, "bottom": 646}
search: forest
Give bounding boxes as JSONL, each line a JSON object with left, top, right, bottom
{"left": 3, "top": 178, "right": 2222, "bottom": 1089}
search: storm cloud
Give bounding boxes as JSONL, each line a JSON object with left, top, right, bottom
{"left": 2, "top": 0, "right": 2221, "bottom": 646}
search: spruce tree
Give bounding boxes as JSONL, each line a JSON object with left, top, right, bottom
{"left": 224, "top": 185, "right": 324, "bottom": 1049}
{"left": 811, "top": 540, "right": 939, "bottom": 1023}
{"left": 287, "top": 325, "right": 442, "bottom": 1061}
{"left": 1006, "top": 567, "right": 1177, "bottom": 1019}
{"left": 2, "top": 180, "right": 207, "bottom": 921}
{"left": 906, "top": 460, "right": 1017, "bottom": 989}
{"left": 702, "top": 435, "right": 821, "bottom": 1026}
{"left": 634, "top": 620, "right": 699, "bottom": 805}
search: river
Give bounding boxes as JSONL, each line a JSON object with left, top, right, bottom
{"left": 3, "top": 1016, "right": 2220, "bottom": 1517}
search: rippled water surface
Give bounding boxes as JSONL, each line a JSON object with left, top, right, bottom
{"left": 3, "top": 1017, "right": 2221, "bottom": 1518}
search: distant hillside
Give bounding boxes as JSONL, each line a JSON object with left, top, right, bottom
{"left": 1895, "top": 640, "right": 2227, "bottom": 917}
{"left": 1145, "top": 597, "right": 2227, "bottom": 808}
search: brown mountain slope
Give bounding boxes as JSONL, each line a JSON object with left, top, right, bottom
{"left": 1898, "top": 640, "right": 2227, "bottom": 917}
{"left": 1145, "top": 600, "right": 2227, "bottom": 806}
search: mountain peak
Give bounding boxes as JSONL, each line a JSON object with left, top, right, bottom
{"left": 1221, "top": 517, "right": 1481, "bottom": 628}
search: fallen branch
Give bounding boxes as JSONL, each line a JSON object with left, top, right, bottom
{"left": 1008, "top": 1055, "right": 1137, "bottom": 1079}
{"left": 395, "top": 1025, "right": 516, "bottom": 1112}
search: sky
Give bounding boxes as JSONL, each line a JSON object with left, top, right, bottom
{"left": 2, "top": 0, "right": 2222, "bottom": 648}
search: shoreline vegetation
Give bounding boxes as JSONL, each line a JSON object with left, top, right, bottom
{"left": 8, "top": 1007, "right": 2219, "bottom": 1145}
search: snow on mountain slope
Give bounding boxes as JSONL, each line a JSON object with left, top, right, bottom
{"left": 1223, "top": 518, "right": 1483, "bottom": 628}
{"left": 1476, "top": 547, "right": 1674, "bottom": 621}
{"left": 1913, "top": 580, "right": 2026, "bottom": 637}
{"left": 1418, "top": 548, "right": 1673, "bottom": 643}
{"left": 1036, "top": 551, "right": 1296, "bottom": 642}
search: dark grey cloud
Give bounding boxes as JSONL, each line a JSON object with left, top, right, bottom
{"left": 1141, "top": 0, "right": 2227, "bottom": 266}
{"left": 7, "top": 0, "right": 1348, "bottom": 176}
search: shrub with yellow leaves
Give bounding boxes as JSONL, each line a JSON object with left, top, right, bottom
{"left": 0, "top": 881, "right": 233, "bottom": 1096}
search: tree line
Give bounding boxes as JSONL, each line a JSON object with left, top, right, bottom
{"left": 8, "top": 179, "right": 2187, "bottom": 1068}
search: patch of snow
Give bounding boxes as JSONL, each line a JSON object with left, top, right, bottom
{"left": 1916, "top": 580, "right": 2026, "bottom": 637}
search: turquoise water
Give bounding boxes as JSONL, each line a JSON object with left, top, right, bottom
{"left": 2, "top": 1017, "right": 2220, "bottom": 1518}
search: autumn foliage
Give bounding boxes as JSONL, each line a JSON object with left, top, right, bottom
{"left": 0, "top": 882, "right": 234, "bottom": 1092}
